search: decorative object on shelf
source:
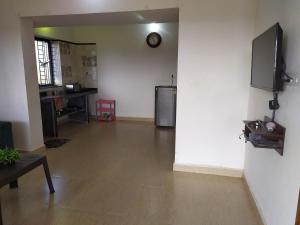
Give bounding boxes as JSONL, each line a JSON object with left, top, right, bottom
{"left": 254, "top": 120, "right": 263, "bottom": 129}
{"left": 0, "top": 148, "right": 20, "bottom": 168}
{"left": 146, "top": 32, "right": 162, "bottom": 48}
{"left": 266, "top": 121, "right": 276, "bottom": 132}
{"left": 241, "top": 116, "right": 286, "bottom": 156}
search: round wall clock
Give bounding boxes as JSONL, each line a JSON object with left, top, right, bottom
{"left": 146, "top": 32, "right": 162, "bottom": 48}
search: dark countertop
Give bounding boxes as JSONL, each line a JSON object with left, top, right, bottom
{"left": 41, "top": 88, "right": 97, "bottom": 101}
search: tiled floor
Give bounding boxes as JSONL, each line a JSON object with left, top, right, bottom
{"left": 1, "top": 121, "right": 263, "bottom": 225}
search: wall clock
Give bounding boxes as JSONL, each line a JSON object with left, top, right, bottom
{"left": 146, "top": 32, "right": 162, "bottom": 48}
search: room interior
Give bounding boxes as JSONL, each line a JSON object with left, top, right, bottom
{"left": 32, "top": 10, "right": 179, "bottom": 146}
{"left": 0, "top": 0, "right": 300, "bottom": 225}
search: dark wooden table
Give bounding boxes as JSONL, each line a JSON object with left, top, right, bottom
{"left": 0, "top": 154, "right": 55, "bottom": 225}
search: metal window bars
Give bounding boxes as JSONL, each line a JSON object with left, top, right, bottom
{"left": 34, "top": 39, "right": 53, "bottom": 86}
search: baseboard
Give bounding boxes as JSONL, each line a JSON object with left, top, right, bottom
{"left": 18, "top": 144, "right": 46, "bottom": 153}
{"left": 243, "top": 174, "right": 267, "bottom": 225}
{"left": 33, "top": 144, "right": 46, "bottom": 152}
{"left": 89, "top": 116, "right": 154, "bottom": 123}
{"left": 173, "top": 163, "right": 243, "bottom": 178}
{"left": 117, "top": 117, "right": 154, "bottom": 123}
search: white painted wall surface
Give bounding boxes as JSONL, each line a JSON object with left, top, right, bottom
{"left": 15, "top": 0, "right": 179, "bottom": 17}
{"left": 72, "top": 23, "right": 178, "bottom": 118}
{"left": 0, "top": 3, "right": 34, "bottom": 150}
{"left": 20, "top": 18, "right": 44, "bottom": 150}
{"left": 175, "top": 0, "right": 256, "bottom": 170}
{"left": 244, "top": 0, "right": 300, "bottom": 225}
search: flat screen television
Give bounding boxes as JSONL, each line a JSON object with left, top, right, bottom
{"left": 251, "top": 23, "right": 284, "bottom": 92}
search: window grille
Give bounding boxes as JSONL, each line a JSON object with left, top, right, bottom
{"left": 34, "top": 39, "right": 54, "bottom": 86}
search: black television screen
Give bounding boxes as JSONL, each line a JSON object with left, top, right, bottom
{"left": 251, "top": 23, "right": 283, "bottom": 92}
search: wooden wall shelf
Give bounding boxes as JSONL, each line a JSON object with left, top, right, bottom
{"left": 243, "top": 116, "right": 286, "bottom": 156}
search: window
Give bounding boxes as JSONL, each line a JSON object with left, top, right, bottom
{"left": 34, "top": 38, "right": 54, "bottom": 86}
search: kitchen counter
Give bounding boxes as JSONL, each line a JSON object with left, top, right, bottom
{"left": 40, "top": 88, "right": 98, "bottom": 101}
{"left": 40, "top": 88, "right": 98, "bottom": 137}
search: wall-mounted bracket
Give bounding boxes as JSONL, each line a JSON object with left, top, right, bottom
{"left": 243, "top": 116, "right": 286, "bottom": 156}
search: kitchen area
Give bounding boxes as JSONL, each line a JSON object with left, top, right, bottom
{"left": 33, "top": 21, "right": 179, "bottom": 149}
{"left": 36, "top": 38, "right": 98, "bottom": 142}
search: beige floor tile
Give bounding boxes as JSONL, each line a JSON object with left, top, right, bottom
{"left": 1, "top": 121, "right": 262, "bottom": 225}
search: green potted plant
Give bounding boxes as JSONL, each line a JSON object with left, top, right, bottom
{"left": 0, "top": 148, "right": 21, "bottom": 168}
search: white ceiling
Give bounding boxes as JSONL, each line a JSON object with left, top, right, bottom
{"left": 31, "top": 8, "right": 179, "bottom": 27}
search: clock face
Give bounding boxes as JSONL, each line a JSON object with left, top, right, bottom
{"left": 146, "top": 32, "right": 162, "bottom": 48}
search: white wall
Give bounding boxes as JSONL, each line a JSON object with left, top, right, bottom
{"left": 174, "top": 0, "right": 256, "bottom": 170}
{"left": 244, "top": 0, "right": 300, "bottom": 225}
{"left": 20, "top": 18, "right": 44, "bottom": 150}
{"left": 15, "top": 0, "right": 179, "bottom": 17}
{"left": 72, "top": 23, "right": 178, "bottom": 118}
{"left": 0, "top": 2, "right": 30, "bottom": 148}
{"left": 0, "top": 2, "right": 41, "bottom": 150}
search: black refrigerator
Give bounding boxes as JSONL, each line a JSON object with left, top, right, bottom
{"left": 155, "top": 86, "right": 177, "bottom": 127}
